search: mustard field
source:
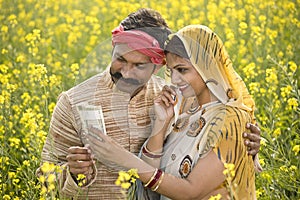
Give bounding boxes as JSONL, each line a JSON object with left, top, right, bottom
{"left": 1, "top": 0, "right": 299, "bottom": 199}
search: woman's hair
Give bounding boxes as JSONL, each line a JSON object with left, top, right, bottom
{"left": 120, "top": 8, "right": 171, "bottom": 48}
{"left": 164, "top": 35, "right": 189, "bottom": 59}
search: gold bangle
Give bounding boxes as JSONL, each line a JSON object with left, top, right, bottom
{"left": 152, "top": 171, "right": 165, "bottom": 191}
{"left": 144, "top": 168, "right": 158, "bottom": 187}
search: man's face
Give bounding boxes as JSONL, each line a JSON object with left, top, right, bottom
{"left": 110, "top": 44, "right": 157, "bottom": 96}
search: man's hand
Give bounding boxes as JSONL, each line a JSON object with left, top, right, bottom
{"left": 243, "top": 123, "right": 261, "bottom": 156}
{"left": 66, "top": 146, "right": 95, "bottom": 178}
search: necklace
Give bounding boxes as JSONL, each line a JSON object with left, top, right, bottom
{"left": 173, "top": 100, "right": 220, "bottom": 134}
{"left": 173, "top": 98, "right": 201, "bottom": 132}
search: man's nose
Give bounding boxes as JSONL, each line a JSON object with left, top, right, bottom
{"left": 120, "top": 63, "right": 134, "bottom": 78}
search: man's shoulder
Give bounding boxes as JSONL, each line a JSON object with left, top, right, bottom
{"left": 59, "top": 70, "right": 109, "bottom": 104}
{"left": 67, "top": 70, "right": 108, "bottom": 94}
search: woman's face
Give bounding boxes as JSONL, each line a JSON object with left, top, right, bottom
{"left": 166, "top": 53, "right": 208, "bottom": 100}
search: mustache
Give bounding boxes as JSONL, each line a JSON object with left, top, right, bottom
{"left": 111, "top": 72, "right": 140, "bottom": 85}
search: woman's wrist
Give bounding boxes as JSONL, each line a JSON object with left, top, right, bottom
{"left": 142, "top": 144, "right": 163, "bottom": 159}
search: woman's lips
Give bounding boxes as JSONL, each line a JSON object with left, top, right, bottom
{"left": 178, "top": 84, "right": 189, "bottom": 92}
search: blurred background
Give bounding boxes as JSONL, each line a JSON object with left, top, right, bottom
{"left": 0, "top": 0, "right": 299, "bottom": 199}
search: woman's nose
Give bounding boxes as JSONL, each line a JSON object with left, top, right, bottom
{"left": 171, "top": 70, "right": 182, "bottom": 85}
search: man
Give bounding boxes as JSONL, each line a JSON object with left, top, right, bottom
{"left": 37, "top": 8, "right": 261, "bottom": 199}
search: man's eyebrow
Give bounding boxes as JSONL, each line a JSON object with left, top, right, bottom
{"left": 115, "top": 53, "right": 125, "bottom": 60}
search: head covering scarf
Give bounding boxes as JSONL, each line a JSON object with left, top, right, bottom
{"left": 165, "top": 25, "right": 255, "bottom": 120}
{"left": 112, "top": 25, "right": 166, "bottom": 65}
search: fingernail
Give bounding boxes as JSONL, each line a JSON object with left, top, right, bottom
{"left": 243, "top": 132, "right": 247, "bottom": 137}
{"left": 245, "top": 140, "right": 249, "bottom": 145}
{"left": 246, "top": 123, "right": 250, "bottom": 128}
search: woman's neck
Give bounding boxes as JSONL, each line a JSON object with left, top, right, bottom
{"left": 196, "top": 89, "right": 218, "bottom": 107}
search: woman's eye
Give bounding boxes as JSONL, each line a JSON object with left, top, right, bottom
{"left": 177, "top": 68, "right": 187, "bottom": 73}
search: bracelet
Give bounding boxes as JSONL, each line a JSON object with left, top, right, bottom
{"left": 152, "top": 171, "right": 165, "bottom": 191}
{"left": 144, "top": 168, "right": 158, "bottom": 187}
{"left": 142, "top": 145, "right": 163, "bottom": 159}
{"left": 144, "top": 169, "right": 163, "bottom": 189}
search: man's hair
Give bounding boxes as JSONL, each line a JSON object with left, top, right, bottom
{"left": 121, "top": 8, "right": 169, "bottom": 29}
{"left": 120, "top": 8, "right": 171, "bottom": 48}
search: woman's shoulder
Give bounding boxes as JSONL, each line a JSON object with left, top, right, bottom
{"left": 210, "top": 105, "right": 250, "bottom": 119}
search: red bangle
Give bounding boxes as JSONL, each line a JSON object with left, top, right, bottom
{"left": 142, "top": 145, "right": 163, "bottom": 158}
{"left": 146, "top": 169, "right": 163, "bottom": 189}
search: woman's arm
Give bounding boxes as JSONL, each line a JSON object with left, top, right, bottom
{"left": 84, "top": 128, "right": 226, "bottom": 200}
{"left": 140, "top": 85, "right": 176, "bottom": 167}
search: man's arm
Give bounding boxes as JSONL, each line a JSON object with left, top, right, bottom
{"left": 36, "top": 92, "right": 97, "bottom": 197}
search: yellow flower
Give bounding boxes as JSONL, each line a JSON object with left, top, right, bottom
{"left": 16, "top": 55, "right": 26, "bottom": 63}
{"left": 47, "top": 173, "right": 56, "bottom": 183}
{"left": 0, "top": 95, "right": 5, "bottom": 105}
{"left": 259, "top": 158, "right": 265, "bottom": 167}
{"left": 279, "top": 165, "right": 289, "bottom": 172}
{"left": 115, "top": 168, "right": 139, "bottom": 191}
{"left": 273, "top": 128, "right": 281, "bottom": 137}
{"left": 290, "top": 165, "right": 297, "bottom": 171}
{"left": 8, "top": 172, "right": 16, "bottom": 179}
{"left": 2, "top": 48, "right": 8, "bottom": 54}
{"left": 8, "top": 14, "right": 18, "bottom": 26}
{"left": 120, "top": 182, "right": 131, "bottom": 190}
{"left": 288, "top": 61, "right": 297, "bottom": 73}
{"left": 12, "top": 178, "right": 20, "bottom": 185}
{"left": 287, "top": 97, "right": 298, "bottom": 110}
{"left": 77, "top": 174, "right": 86, "bottom": 187}
{"left": 1, "top": 25, "right": 8, "bottom": 33}
{"left": 223, "top": 163, "right": 235, "bottom": 182}
{"left": 23, "top": 160, "right": 30, "bottom": 167}
{"left": 127, "top": 168, "right": 139, "bottom": 179}
{"left": 8, "top": 137, "right": 21, "bottom": 148}
{"left": 209, "top": 194, "right": 222, "bottom": 200}
{"left": 40, "top": 186, "right": 47, "bottom": 195}
{"left": 239, "top": 22, "right": 248, "bottom": 34}
{"left": 39, "top": 175, "right": 45, "bottom": 184}
{"left": 280, "top": 85, "right": 293, "bottom": 98}
{"left": 256, "top": 188, "right": 264, "bottom": 198}
{"left": 0, "top": 64, "right": 8, "bottom": 73}
{"left": 48, "top": 183, "right": 55, "bottom": 191}
{"left": 266, "top": 68, "right": 278, "bottom": 84}
{"left": 292, "top": 145, "right": 299, "bottom": 155}
{"left": 40, "top": 162, "right": 56, "bottom": 173}
{"left": 3, "top": 195, "right": 11, "bottom": 200}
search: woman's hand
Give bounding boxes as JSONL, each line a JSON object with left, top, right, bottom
{"left": 154, "top": 85, "right": 176, "bottom": 122}
{"left": 81, "top": 127, "right": 139, "bottom": 170}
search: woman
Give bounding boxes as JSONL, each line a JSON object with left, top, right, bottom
{"left": 85, "top": 25, "right": 257, "bottom": 199}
